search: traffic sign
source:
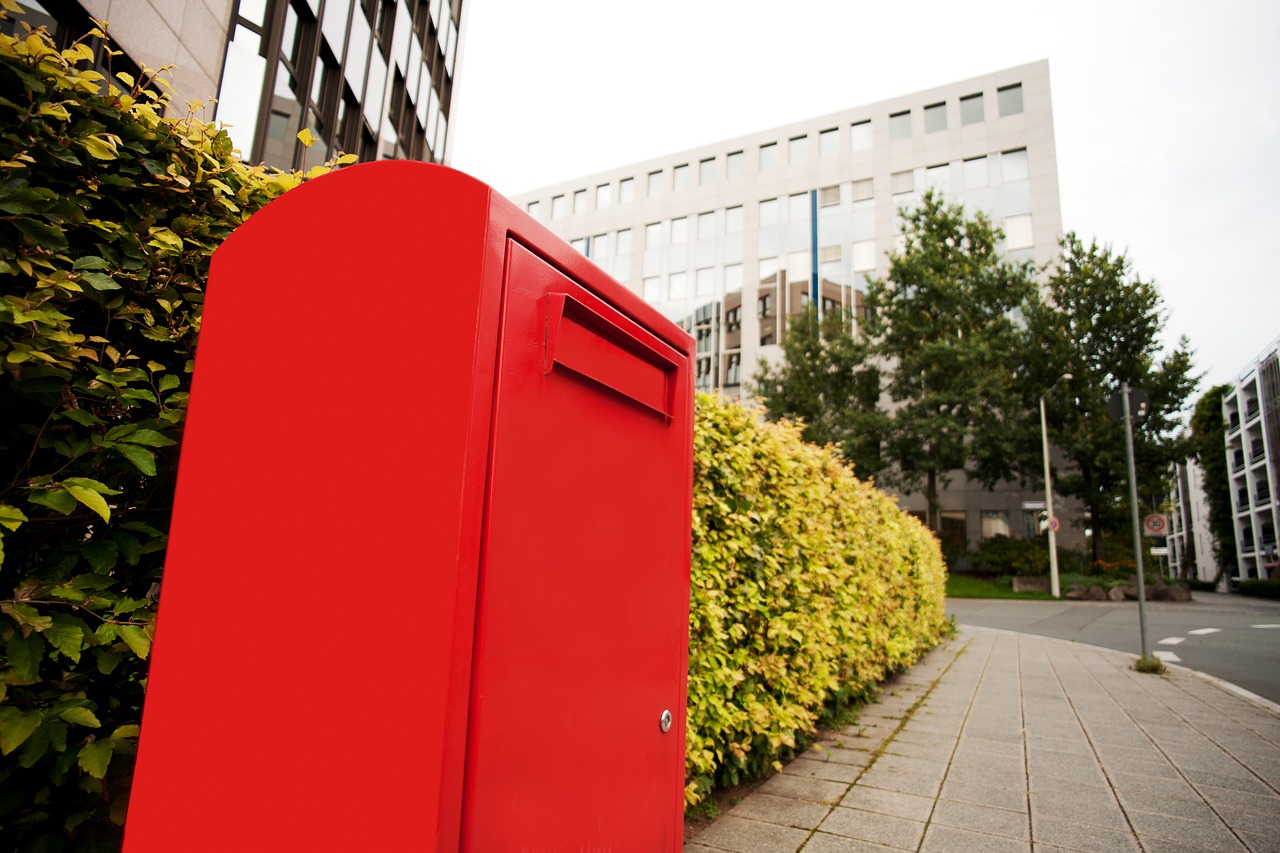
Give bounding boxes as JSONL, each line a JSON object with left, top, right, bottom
{"left": 1143, "top": 514, "right": 1168, "bottom": 537}
{"left": 1048, "top": 517, "right": 1060, "bottom": 532}
{"left": 1108, "top": 387, "right": 1150, "bottom": 423}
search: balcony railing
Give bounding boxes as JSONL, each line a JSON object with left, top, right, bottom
{"left": 1228, "top": 413, "right": 1241, "bottom": 432}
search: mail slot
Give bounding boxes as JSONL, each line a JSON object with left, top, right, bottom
{"left": 124, "top": 163, "right": 695, "bottom": 850}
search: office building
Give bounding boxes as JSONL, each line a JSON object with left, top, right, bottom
{"left": 512, "top": 61, "right": 1074, "bottom": 549}
{"left": 1168, "top": 459, "right": 1220, "bottom": 586}
{"left": 1223, "top": 334, "right": 1280, "bottom": 580}
{"left": 13, "top": 0, "right": 463, "bottom": 169}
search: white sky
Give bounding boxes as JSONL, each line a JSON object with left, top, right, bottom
{"left": 450, "top": 0, "right": 1280, "bottom": 393}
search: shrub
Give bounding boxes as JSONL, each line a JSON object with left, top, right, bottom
{"left": 1238, "top": 579, "right": 1280, "bottom": 600}
{"left": 686, "top": 394, "right": 947, "bottom": 807}
{"left": 969, "top": 534, "right": 1049, "bottom": 577}
{"left": 0, "top": 16, "right": 347, "bottom": 848}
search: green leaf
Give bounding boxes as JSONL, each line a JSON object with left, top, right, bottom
{"left": 110, "top": 725, "right": 141, "bottom": 739}
{"left": 44, "top": 613, "right": 87, "bottom": 663}
{"left": 80, "top": 271, "right": 121, "bottom": 291}
{"left": 63, "top": 485, "right": 110, "bottom": 522}
{"left": 114, "top": 442, "right": 156, "bottom": 476}
{"left": 77, "top": 739, "right": 113, "bottom": 778}
{"left": 29, "top": 487, "right": 78, "bottom": 515}
{"left": 13, "top": 217, "right": 68, "bottom": 251}
{"left": 77, "top": 134, "right": 119, "bottom": 160}
{"left": 117, "top": 624, "right": 151, "bottom": 659}
{"left": 61, "top": 477, "right": 121, "bottom": 496}
{"left": 0, "top": 504, "right": 27, "bottom": 532}
{"left": 58, "top": 706, "right": 101, "bottom": 728}
{"left": 158, "top": 374, "right": 181, "bottom": 392}
{"left": 81, "top": 540, "right": 119, "bottom": 572}
{"left": 6, "top": 631, "right": 44, "bottom": 682}
{"left": 120, "top": 428, "right": 176, "bottom": 447}
{"left": 0, "top": 185, "right": 57, "bottom": 215}
{"left": 2, "top": 601, "right": 53, "bottom": 632}
{"left": 73, "top": 255, "right": 111, "bottom": 270}
{"left": 0, "top": 706, "right": 43, "bottom": 755}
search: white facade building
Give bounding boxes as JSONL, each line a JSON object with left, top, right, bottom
{"left": 1168, "top": 458, "right": 1220, "bottom": 586}
{"left": 1223, "top": 334, "right": 1280, "bottom": 580}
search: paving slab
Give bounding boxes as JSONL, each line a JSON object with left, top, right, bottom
{"left": 685, "top": 626, "right": 1280, "bottom": 853}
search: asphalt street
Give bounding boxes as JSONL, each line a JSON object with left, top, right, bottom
{"left": 947, "top": 592, "right": 1280, "bottom": 706}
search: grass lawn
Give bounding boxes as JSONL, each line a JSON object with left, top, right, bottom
{"left": 945, "top": 573, "right": 1056, "bottom": 600}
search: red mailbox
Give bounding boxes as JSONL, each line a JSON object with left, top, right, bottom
{"left": 124, "top": 163, "right": 694, "bottom": 850}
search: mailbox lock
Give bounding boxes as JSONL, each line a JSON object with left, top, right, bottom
{"left": 659, "top": 709, "right": 673, "bottom": 733}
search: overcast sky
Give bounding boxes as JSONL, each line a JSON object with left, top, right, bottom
{"left": 450, "top": 0, "right": 1279, "bottom": 394}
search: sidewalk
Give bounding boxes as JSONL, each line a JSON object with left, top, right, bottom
{"left": 685, "top": 626, "right": 1280, "bottom": 852}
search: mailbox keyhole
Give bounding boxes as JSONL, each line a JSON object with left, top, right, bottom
{"left": 659, "top": 709, "right": 673, "bottom": 733}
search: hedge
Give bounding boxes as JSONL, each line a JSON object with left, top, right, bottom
{"left": 686, "top": 394, "right": 948, "bottom": 806}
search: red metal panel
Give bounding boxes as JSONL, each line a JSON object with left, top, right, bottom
{"left": 460, "top": 241, "right": 691, "bottom": 850}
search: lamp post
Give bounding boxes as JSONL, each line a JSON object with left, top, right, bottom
{"left": 1040, "top": 373, "right": 1072, "bottom": 598}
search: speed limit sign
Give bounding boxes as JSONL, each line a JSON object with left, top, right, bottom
{"left": 1143, "top": 514, "right": 1168, "bottom": 537}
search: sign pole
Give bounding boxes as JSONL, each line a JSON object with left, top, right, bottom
{"left": 1121, "top": 381, "right": 1151, "bottom": 660}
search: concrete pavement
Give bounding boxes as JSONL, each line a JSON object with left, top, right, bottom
{"left": 685, "top": 626, "right": 1280, "bottom": 852}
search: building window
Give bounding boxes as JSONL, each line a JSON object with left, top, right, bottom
{"left": 963, "top": 156, "right": 988, "bottom": 189}
{"left": 642, "top": 276, "right": 660, "bottom": 302}
{"left": 551, "top": 194, "right": 566, "bottom": 219}
{"left": 1001, "top": 148, "right": 1029, "bottom": 182}
{"left": 960, "top": 92, "right": 984, "bottom": 125}
{"left": 669, "top": 271, "right": 687, "bottom": 299}
{"left": 619, "top": 177, "right": 635, "bottom": 203}
{"left": 645, "top": 221, "right": 662, "bottom": 247}
{"left": 788, "top": 135, "right": 808, "bottom": 165}
{"left": 725, "top": 306, "right": 742, "bottom": 332}
{"left": 570, "top": 237, "right": 586, "bottom": 254}
{"left": 673, "top": 163, "right": 691, "bottom": 190}
{"left": 851, "top": 119, "right": 872, "bottom": 151}
{"left": 697, "top": 211, "right": 716, "bottom": 239}
{"left": 998, "top": 83, "right": 1023, "bottom": 116}
{"left": 616, "top": 229, "right": 632, "bottom": 254}
{"left": 726, "top": 150, "right": 744, "bottom": 178}
{"left": 759, "top": 198, "right": 779, "bottom": 227}
{"left": 940, "top": 511, "right": 967, "bottom": 548}
{"left": 526, "top": 200, "right": 542, "bottom": 220}
{"left": 699, "top": 157, "right": 716, "bottom": 184}
{"left": 573, "top": 189, "right": 587, "bottom": 215}
{"left": 758, "top": 293, "right": 773, "bottom": 318}
{"left": 891, "top": 169, "right": 914, "bottom": 195}
{"left": 725, "top": 206, "right": 744, "bottom": 233}
{"left": 924, "top": 102, "right": 946, "bottom": 133}
{"left": 596, "top": 183, "right": 611, "bottom": 209}
{"left": 819, "top": 185, "right": 840, "bottom": 207}
{"left": 725, "top": 352, "right": 741, "bottom": 385}
{"left": 648, "top": 170, "right": 664, "bottom": 197}
{"left": 696, "top": 267, "right": 715, "bottom": 295}
{"left": 589, "top": 233, "right": 608, "bottom": 259}
{"left": 759, "top": 141, "right": 777, "bottom": 170}
{"left": 852, "top": 240, "right": 876, "bottom": 272}
{"left": 889, "top": 110, "right": 911, "bottom": 140}
{"left": 725, "top": 263, "right": 743, "bottom": 292}
{"left": 1004, "top": 214, "right": 1033, "bottom": 249}
{"left": 981, "top": 510, "right": 1011, "bottom": 539}
{"left": 925, "top": 163, "right": 949, "bottom": 192}
{"left": 851, "top": 177, "right": 873, "bottom": 201}
{"left": 819, "top": 127, "right": 839, "bottom": 158}
{"left": 671, "top": 217, "right": 688, "bottom": 244}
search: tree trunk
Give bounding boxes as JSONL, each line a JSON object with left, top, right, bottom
{"left": 926, "top": 469, "right": 939, "bottom": 534}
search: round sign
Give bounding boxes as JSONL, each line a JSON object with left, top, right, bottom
{"left": 1048, "top": 517, "right": 1060, "bottom": 532}
{"left": 1144, "top": 514, "right": 1168, "bottom": 536}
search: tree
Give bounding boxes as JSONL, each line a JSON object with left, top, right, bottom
{"left": 864, "top": 191, "right": 1038, "bottom": 531}
{"left": 1189, "top": 384, "right": 1236, "bottom": 577}
{"left": 1024, "top": 234, "right": 1199, "bottom": 561}
{"left": 754, "top": 306, "right": 886, "bottom": 478}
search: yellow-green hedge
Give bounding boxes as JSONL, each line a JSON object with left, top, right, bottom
{"left": 686, "top": 393, "right": 947, "bottom": 806}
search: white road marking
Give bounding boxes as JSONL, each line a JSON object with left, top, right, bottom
{"left": 1252, "top": 624, "right": 1280, "bottom": 629}
{"left": 1153, "top": 651, "right": 1181, "bottom": 663}
{"left": 1158, "top": 637, "right": 1185, "bottom": 645}
{"left": 1188, "top": 628, "right": 1221, "bottom": 635}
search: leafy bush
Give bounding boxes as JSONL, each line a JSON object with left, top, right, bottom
{"left": 686, "top": 394, "right": 947, "bottom": 806}
{"left": 968, "top": 534, "right": 1049, "bottom": 577}
{"left": 1238, "top": 579, "right": 1280, "bottom": 600}
{"left": 0, "top": 16, "right": 347, "bottom": 848}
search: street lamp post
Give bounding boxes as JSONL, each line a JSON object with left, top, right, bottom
{"left": 1040, "top": 373, "right": 1072, "bottom": 598}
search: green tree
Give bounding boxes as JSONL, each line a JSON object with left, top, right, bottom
{"left": 0, "top": 14, "right": 349, "bottom": 847}
{"left": 865, "top": 191, "right": 1038, "bottom": 531}
{"left": 1025, "top": 233, "right": 1199, "bottom": 561}
{"left": 1189, "top": 384, "right": 1236, "bottom": 577}
{"left": 754, "top": 306, "right": 886, "bottom": 478}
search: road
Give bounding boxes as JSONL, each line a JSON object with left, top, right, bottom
{"left": 947, "top": 592, "right": 1280, "bottom": 705}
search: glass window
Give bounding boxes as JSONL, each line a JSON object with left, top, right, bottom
{"left": 889, "top": 110, "right": 911, "bottom": 140}
{"left": 596, "top": 183, "right": 612, "bottom": 209}
{"left": 725, "top": 264, "right": 742, "bottom": 293}
{"left": 925, "top": 163, "right": 949, "bottom": 192}
{"left": 759, "top": 142, "right": 777, "bottom": 170}
{"left": 551, "top": 195, "right": 566, "bottom": 219}
{"left": 960, "top": 92, "right": 983, "bottom": 125}
{"left": 619, "top": 177, "right": 635, "bottom": 203}
{"left": 1001, "top": 148, "right": 1028, "bottom": 182}
{"left": 759, "top": 198, "right": 779, "bottom": 227}
{"left": 697, "top": 211, "right": 715, "bottom": 239}
{"left": 673, "top": 163, "right": 690, "bottom": 190}
{"left": 788, "top": 192, "right": 809, "bottom": 222}
{"left": 218, "top": 24, "right": 269, "bottom": 156}
{"left": 645, "top": 221, "right": 661, "bottom": 247}
{"left": 725, "top": 206, "right": 743, "bottom": 233}
{"left": 590, "top": 233, "right": 607, "bottom": 258}
{"left": 941, "top": 511, "right": 967, "bottom": 548}
{"left": 726, "top": 150, "right": 744, "bottom": 178}
{"left": 891, "top": 170, "right": 913, "bottom": 195}
{"left": 998, "top": 83, "right": 1023, "bottom": 116}
{"left": 696, "top": 267, "right": 715, "bottom": 296}
{"left": 573, "top": 189, "right": 587, "bottom": 215}
{"left": 963, "top": 156, "right": 988, "bottom": 189}
{"left": 648, "top": 170, "right": 663, "bottom": 196}
{"left": 669, "top": 271, "right": 687, "bottom": 300}
{"left": 671, "top": 217, "right": 688, "bottom": 244}
{"left": 851, "top": 119, "right": 872, "bottom": 151}
{"left": 819, "top": 127, "right": 839, "bottom": 158}
{"left": 851, "top": 177, "right": 873, "bottom": 201}
{"left": 981, "top": 510, "right": 1010, "bottom": 539}
{"left": 616, "top": 229, "right": 632, "bottom": 254}
{"left": 924, "top": 102, "right": 946, "bottom": 133}
{"left": 526, "top": 200, "right": 542, "bottom": 220}
{"left": 642, "top": 276, "right": 660, "bottom": 302}
{"left": 699, "top": 157, "right": 715, "bottom": 184}
{"left": 344, "top": 6, "right": 371, "bottom": 93}
{"left": 570, "top": 237, "right": 586, "bottom": 254}
{"left": 788, "top": 135, "right": 808, "bottom": 165}
{"left": 1004, "top": 214, "right": 1033, "bottom": 249}
{"left": 852, "top": 240, "right": 876, "bottom": 272}
{"left": 819, "top": 185, "right": 840, "bottom": 207}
